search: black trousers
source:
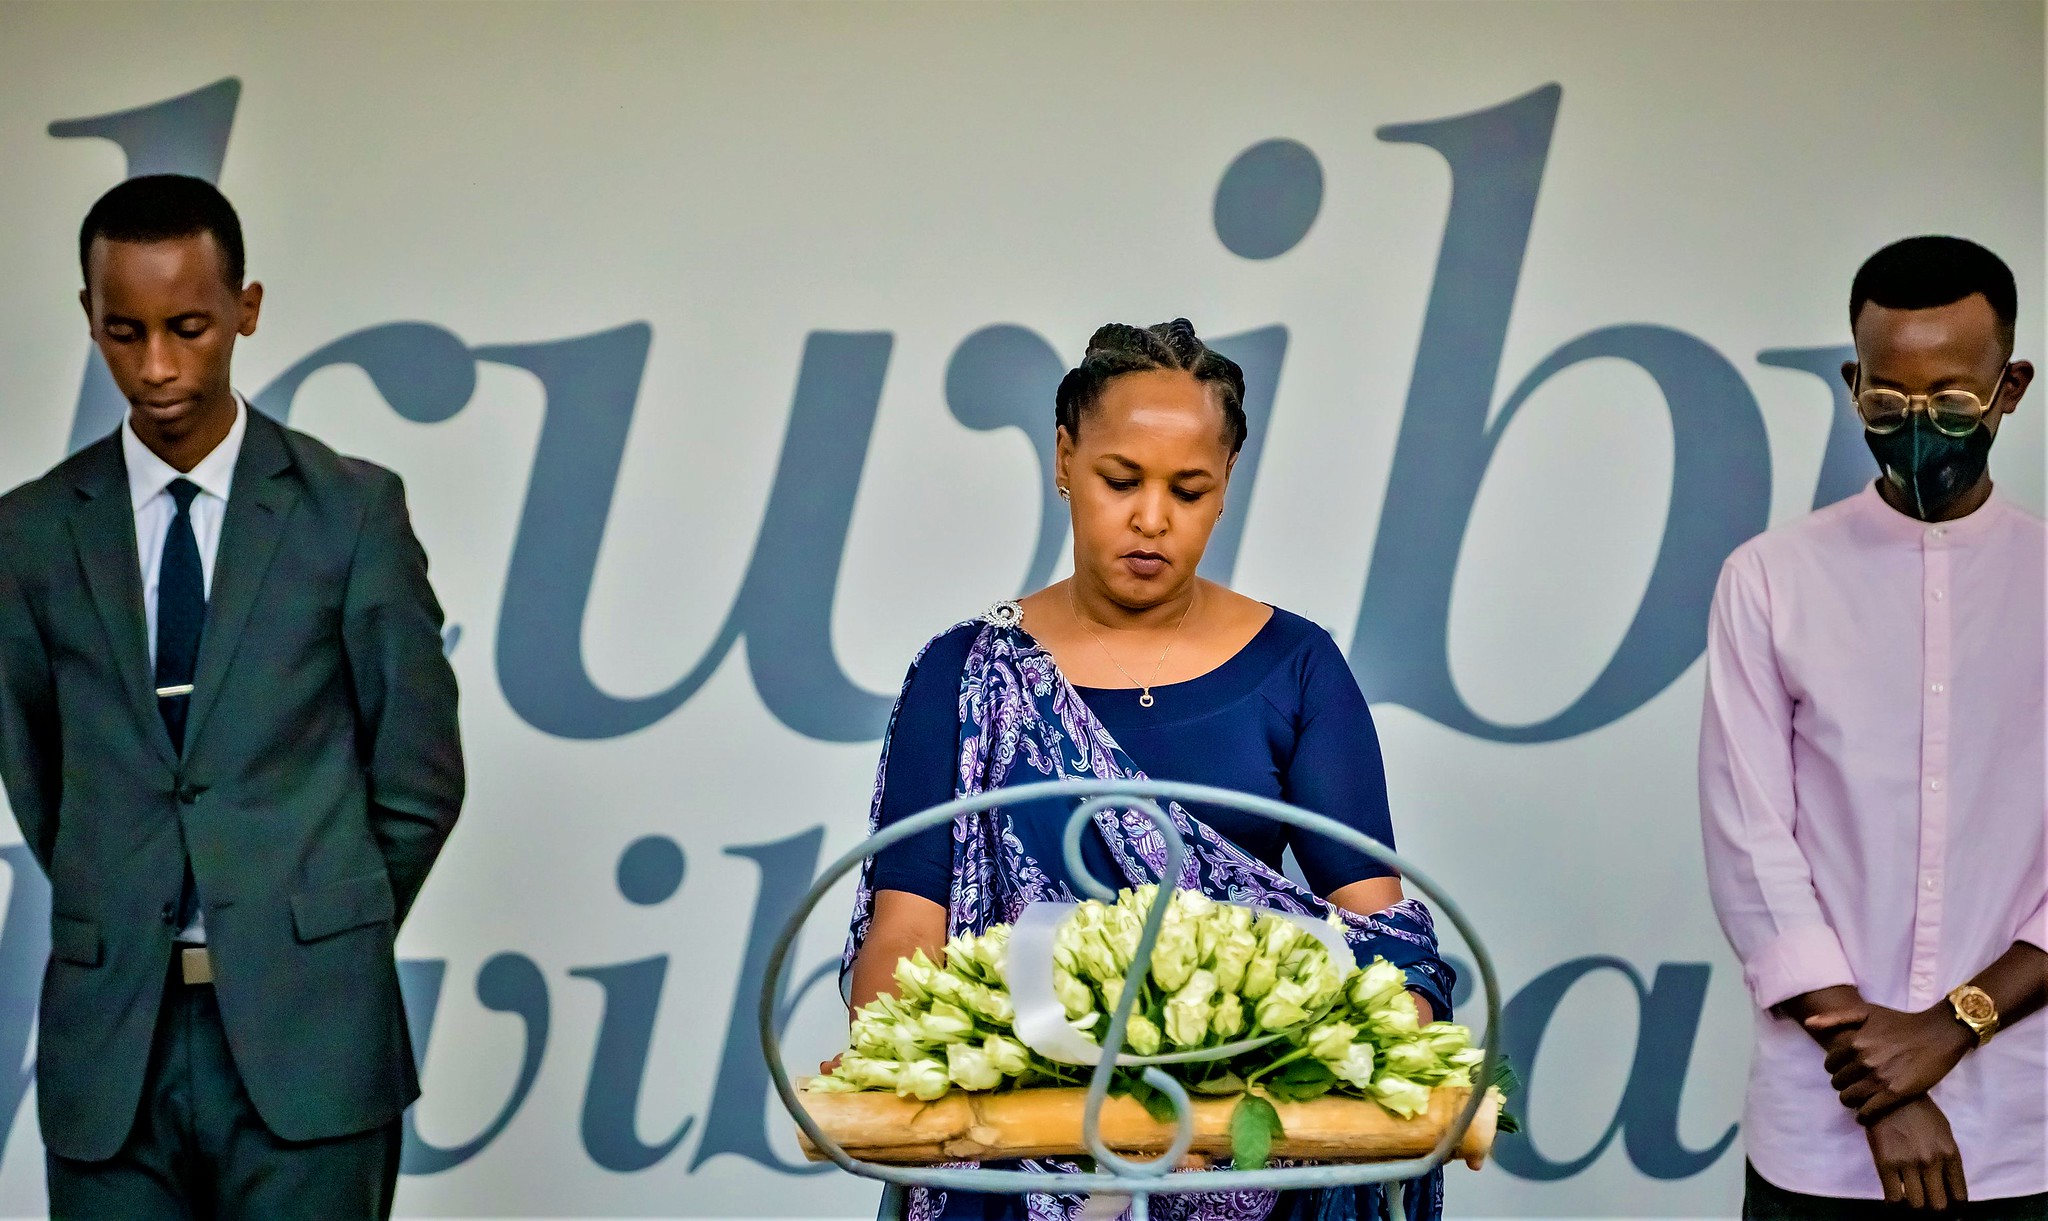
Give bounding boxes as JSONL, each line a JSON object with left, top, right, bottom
{"left": 46, "top": 966, "right": 402, "bottom": 1221}
{"left": 1746, "top": 1162, "right": 2048, "bottom": 1221}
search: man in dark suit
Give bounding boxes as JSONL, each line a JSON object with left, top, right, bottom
{"left": 0, "top": 174, "right": 464, "bottom": 1218}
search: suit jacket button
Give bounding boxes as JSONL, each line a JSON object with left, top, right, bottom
{"left": 161, "top": 902, "right": 177, "bottom": 925}
{"left": 176, "top": 785, "right": 198, "bottom": 804}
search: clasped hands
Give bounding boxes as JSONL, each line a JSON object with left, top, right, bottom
{"left": 1803, "top": 1000, "right": 1977, "bottom": 1212}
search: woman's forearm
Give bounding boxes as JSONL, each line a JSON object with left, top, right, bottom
{"left": 848, "top": 889, "right": 949, "bottom": 1014}
{"left": 1325, "top": 876, "right": 1435, "bottom": 1022}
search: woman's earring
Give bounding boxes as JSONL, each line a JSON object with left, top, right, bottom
{"left": 1058, "top": 486, "right": 1071, "bottom": 502}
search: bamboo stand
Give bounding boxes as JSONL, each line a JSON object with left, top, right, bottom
{"left": 795, "top": 1084, "right": 1498, "bottom": 1171}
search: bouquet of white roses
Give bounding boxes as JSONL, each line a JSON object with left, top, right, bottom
{"left": 811, "top": 885, "right": 1514, "bottom": 1168}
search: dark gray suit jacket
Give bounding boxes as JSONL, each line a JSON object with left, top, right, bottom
{"left": 0, "top": 408, "right": 463, "bottom": 1161}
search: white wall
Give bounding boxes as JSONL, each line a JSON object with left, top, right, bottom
{"left": 0, "top": 2, "right": 2041, "bottom": 1216}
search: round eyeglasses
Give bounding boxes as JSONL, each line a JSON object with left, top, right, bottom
{"left": 1856, "top": 369, "right": 2006, "bottom": 438}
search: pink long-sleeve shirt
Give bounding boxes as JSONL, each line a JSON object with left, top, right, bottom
{"left": 1700, "top": 483, "right": 2047, "bottom": 1200}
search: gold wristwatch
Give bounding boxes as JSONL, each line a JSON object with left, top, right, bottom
{"left": 1947, "top": 984, "right": 1999, "bottom": 1047}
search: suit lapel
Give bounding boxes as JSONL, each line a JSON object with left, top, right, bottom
{"left": 65, "top": 436, "right": 177, "bottom": 768}
{"left": 182, "top": 411, "right": 299, "bottom": 756}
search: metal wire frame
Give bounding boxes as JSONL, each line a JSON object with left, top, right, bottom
{"left": 759, "top": 778, "right": 1503, "bottom": 1221}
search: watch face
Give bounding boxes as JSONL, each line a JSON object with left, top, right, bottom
{"left": 1957, "top": 990, "right": 1997, "bottom": 1024}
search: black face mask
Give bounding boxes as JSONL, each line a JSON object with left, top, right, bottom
{"left": 1865, "top": 416, "right": 1995, "bottom": 521}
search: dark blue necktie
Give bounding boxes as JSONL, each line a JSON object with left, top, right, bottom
{"left": 156, "top": 478, "right": 205, "bottom": 932}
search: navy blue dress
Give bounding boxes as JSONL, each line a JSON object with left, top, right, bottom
{"left": 864, "top": 606, "right": 1446, "bottom": 1221}
{"left": 873, "top": 607, "right": 1402, "bottom": 906}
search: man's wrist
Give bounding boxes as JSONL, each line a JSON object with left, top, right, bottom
{"left": 1945, "top": 983, "right": 1999, "bottom": 1047}
{"left": 1924, "top": 1001, "right": 1979, "bottom": 1060}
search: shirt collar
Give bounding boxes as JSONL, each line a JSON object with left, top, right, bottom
{"left": 1850, "top": 478, "right": 2009, "bottom": 545}
{"left": 122, "top": 393, "right": 249, "bottom": 512}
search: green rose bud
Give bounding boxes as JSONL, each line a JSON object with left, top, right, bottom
{"left": 1369, "top": 1072, "right": 1432, "bottom": 1119}
{"left": 1242, "top": 918, "right": 1301, "bottom": 1000}
{"left": 1095, "top": 972, "right": 1126, "bottom": 1014}
{"left": 946, "top": 1042, "right": 1002, "bottom": 1091}
{"left": 1076, "top": 928, "right": 1124, "bottom": 985}
{"left": 1124, "top": 1012, "right": 1164, "bottom": 1057}
{"left": 1165, "top": 969, "right": 1219, "bottom": 1047}
{"left": 916, "top": 1001, "right": 975, "bottom": 1044}
{"left": 1381, "top": 1040, "right": 1439, "bottom": 1079}
{"left": 1053, "top": 967, "right": 1095, "bottom": 1021}
{"left": 837, "top": 1053, "right": 901, "bottom": 1091}
{"left": 1364, "top": 990, "right": 1421, "bottom": 1039}
{"left": 1418, "top": 1022, "right": 1472, "bottom": 1056}
{"left": 1255, "top": 978, "right": 1314, "bottom": 1031}
{"left": 985, "top": 1034, "right": 1032, "bottom": 1077}
{"left": 1210, "top": 993, "right": 1247, "bottom": 1040}
{"left": 1305, "top": 1019, "right": 1360, "bottom": 1062}
{"left": 895, "top": 950, "right": 939, "bottom": 1004}
{"left": 1210, "top": 912, "right": 1259, "bottom": 994}
{"left": 1330, "top": 1041, "right": 1378, "bottom": 1089}
{"left": 898, "top": 1057, "right": 952, "bottom": 1101}
{"left": 1347, "top": 958, "right": 1409, "bottom": 1014}
{"left": 1150, "top": 919, "right": 1200, "bottom": 993}
{"left": 1105, "top": 907, "right": 1144, "bottom": 967}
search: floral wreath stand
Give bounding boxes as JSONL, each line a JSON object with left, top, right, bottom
{"left": 759, "top": 778, "right": 1505, "bottom": 1221}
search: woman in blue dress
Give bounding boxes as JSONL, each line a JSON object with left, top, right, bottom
{"left": 841, "top": 320, "right": 1456, "bottom": 1221}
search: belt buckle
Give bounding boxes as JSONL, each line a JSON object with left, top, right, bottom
{"left": 178, "top": 945, "right": 213, "bottom": 986}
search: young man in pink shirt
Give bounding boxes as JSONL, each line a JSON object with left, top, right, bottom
{"left": 1701, "top": 236, "right": 2047, "bottom": 1218}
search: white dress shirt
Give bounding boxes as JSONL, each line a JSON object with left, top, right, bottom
{"left": 1700, "top": 484, "right": 2047, "bottom": 1200}
{"left": 121, "top": 394, "right": 247, "bottom": 943}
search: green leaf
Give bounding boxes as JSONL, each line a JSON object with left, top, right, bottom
{"left": 1134, "top": 1080, "right": 1178, "bottom": 1126}
{"left": 1485, "top": 1055, "right": 1522, "bottom": 1134}
{"left": 1188, "top": 1071, "right": 1247, "bottom": 1096}
{"left": 1112, "top": 1074, "right": 1181, "bottom": 1126}
{"left": 1264, "top": 1059, "right": 1337, "bottom": 1103}
{"left": 1489, "top": 1057, "right": 1522, "bottom": 1099}
{"left": 1229, "top": 1094, "right": 1284, "bottom": 1170}
{"left": 1275, "top": 1057, "right": 1335, "bottom": 1085}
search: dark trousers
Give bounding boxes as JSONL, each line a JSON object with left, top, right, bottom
{"left": 46, "top": 967, "right": 401, "bottom": 1221}
{"left": 1747, "top": 1162, "right": 2048, "bottom": 1221}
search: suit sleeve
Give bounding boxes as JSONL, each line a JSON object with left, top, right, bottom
{"left": 0, "top": 539, "right": 59, "bottom": 873}
{"left": 1698, "top": 551, "right": 1855, "bottom": 1010}
{"left": 342, "top": 471, "right": 464, "bottom": 924}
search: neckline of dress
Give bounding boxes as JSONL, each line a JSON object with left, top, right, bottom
{"left": 984, "top": 599, "right": 1287, "bottom": 705}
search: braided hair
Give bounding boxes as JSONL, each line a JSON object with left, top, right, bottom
{"left": 1055, "top": 319, "right": 1248, "bottom": 454}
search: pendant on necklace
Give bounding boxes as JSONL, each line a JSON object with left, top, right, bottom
{"left": 1139, "top": 689, "right": 1155, "bottom": 708}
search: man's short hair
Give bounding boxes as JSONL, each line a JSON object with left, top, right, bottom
{"left": 1851, "top": 235, "right": 2017, "bottom": 350}
{"left": 79, "top": 174, "right": 245, "bottom": 288}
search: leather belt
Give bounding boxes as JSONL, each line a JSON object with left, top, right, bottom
{"left": 176, "top": 945, "right": 214, "bottom": 986}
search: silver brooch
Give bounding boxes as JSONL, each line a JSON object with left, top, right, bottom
{"left": 983, "top": 600, "right": 1024, "bottom": 628}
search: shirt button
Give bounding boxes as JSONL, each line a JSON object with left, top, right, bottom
{"left": 1932, "top": 589, "right": 1946, "bottom": 601}
{"left": 1929, "top": 778, "right": 1943, "bottom": 792}
{"left": 1929, "top": 526, "right": 1947, "bottom": 539}
{"left": 1925, "top": 876, "right": 1937, "bottom": 890}
{"left": 1931, "top": 682, "right": 1945, "bottom": 694}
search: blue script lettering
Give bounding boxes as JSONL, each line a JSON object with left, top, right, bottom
{"left": 1493, "top": 956, "right": 1736, "bottom": 1180}
{"left": 1353, "top": 84, "right": 1772, "bottom": 742}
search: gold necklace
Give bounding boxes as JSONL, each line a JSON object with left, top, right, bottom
{"left": 1068, "top": 583, "right": 1197, "bottom": 709}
